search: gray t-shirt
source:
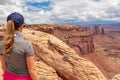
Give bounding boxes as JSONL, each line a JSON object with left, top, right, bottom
{"left": 0, "top": 32, "right": 34, "bottom": 76}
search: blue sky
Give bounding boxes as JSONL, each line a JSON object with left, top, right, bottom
{"left": 0, "top": 0, "right": 120, "bottom": 25}
{"left": 26, "top": 1, "right": 53, "bottom": 12}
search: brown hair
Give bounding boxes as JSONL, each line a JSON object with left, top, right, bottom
{"left": 4, "top": 20, "right": 15, "bottom": 56}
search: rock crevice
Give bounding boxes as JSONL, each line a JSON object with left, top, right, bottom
{"left": 23, "top": 29, "right": 107, "bottom": 80}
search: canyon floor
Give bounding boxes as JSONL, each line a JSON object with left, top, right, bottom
{"left": 82, "top": 31, "right": 120, "bottom": 80}
{"left": 94, "top": 31, "right": 120, "bottom": 65}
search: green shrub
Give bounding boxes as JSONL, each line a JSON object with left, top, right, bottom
{"left": 39, "top": 77, "right": 47, "bottom": 80}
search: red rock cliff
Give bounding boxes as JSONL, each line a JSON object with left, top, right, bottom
{"left": 27, "top": 24, "right": 120, "bottom": 80}
{"left": 1, "top": 24, "right": 120, "bottom": 80}
{"left": 28, "top": 24, "right": 95, "bottom": 55}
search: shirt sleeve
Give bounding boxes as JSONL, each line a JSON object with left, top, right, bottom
{"left": 25, "top": 41, "right": 34, "bottom": 57}
{"left": 0, "top": 43, "right": 3, "bottom": 55}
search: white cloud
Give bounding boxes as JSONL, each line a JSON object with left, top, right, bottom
{"left": 0, "top": 0, "right": 25, "bottom": 23}
{"left": 51, "top": 0, "right": 120, "bottom": 22}
{"left": 24, "top": 0, "right": 49, "bottom": 3}
{"left": 0, "top": 0, "right": 120, "bottom": 24}
{"left": 0, "top": 0, "right": 15, "bottom": 5}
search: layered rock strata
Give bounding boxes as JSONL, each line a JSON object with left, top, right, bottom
{"left": 22, "top": 29, "right": 107, "bottom": 80}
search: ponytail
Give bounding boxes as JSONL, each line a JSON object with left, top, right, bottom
{"left": 4, "top": 20, "right": 14, "bottom": 56}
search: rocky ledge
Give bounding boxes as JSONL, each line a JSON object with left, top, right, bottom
{"left": 22, "top": 29, "right": 107, "bottom": 80}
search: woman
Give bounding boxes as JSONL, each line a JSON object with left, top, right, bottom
{"left": 0, "top": 12, "right": 38, "bottom": 80}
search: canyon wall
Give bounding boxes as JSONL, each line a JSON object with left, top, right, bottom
{"left": 22, "top": 29, "right": 107, "bottom": 80}
{"left": 27, "top": 24, "right": 120, "bottom": 79}
{"left": 27, "top": 24, "right": 95, "bottom": 55}
{"left": 0, "top": 24, "right": 120, "bottom": 80}
{"left": 0, "top": 25, "right": 4, "bottom": 40}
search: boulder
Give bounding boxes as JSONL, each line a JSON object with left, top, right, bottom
{"left": 23, "top": 29, "right": 107, "bottom": 80}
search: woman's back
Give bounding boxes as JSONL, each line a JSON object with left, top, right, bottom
{"left": 0, "top": 12, "right": 38, "bottom": 80}
{"left": 0, "top": 31, "right": 34, "bottom": 76}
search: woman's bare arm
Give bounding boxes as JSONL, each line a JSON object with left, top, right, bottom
{"left": 0, "top": 55, "right": 6, "bottom": 72}
{"left": 26, "top": 55, "right": 38, "bottom": 80}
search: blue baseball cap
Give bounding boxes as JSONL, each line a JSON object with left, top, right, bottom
{"left": 7, "top": 12, "right": 24, "bottom": 25}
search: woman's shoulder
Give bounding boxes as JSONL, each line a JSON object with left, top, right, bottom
{"left": 22, "top": 38, "right": 32, "bottom": 45}
{"left": 15, "top": 37, "right": 32, "bottom": 46}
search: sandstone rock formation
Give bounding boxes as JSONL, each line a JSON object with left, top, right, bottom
{"left": 26, "top": 24, "right": 120, "bottom": 80}
{"left": 93, "top": 26, "right": 105, "bottom": 35}
{"left": 35, "top": 60, "right": 59, "bottom": 80}
{"left": 0, "top": 24, "right": 120, "bottom": 80}
{"left": 112, "top": 74, "right": 120, "bottom": 80}
{"left": 22, "top": 29, "right": 107, "bottom": 80}
{"left": 93, "top": 33, "right": 120, "bottom": 79}
{"left": 0, "top": 63, "right": 3, "bottom": 80}
{"left": 0, "top": 25, "right": 4, "bottom": 40}
{"left": 101, "top": 27, "right": 105, "bottom": 35}
{"left": 83, "top": 53, "right": 120, "bottom": 79}
{"left": 93, "top": 26, "right": 100, "bottom": 35}
{"left": 27, "top": 24, "right": 95, "bottom": 55}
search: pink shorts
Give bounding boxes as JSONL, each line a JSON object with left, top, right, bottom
{"left": 3, "top": 71, "right": 32, "bottom": 80}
